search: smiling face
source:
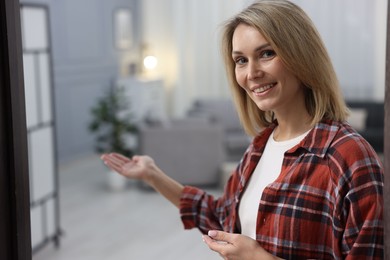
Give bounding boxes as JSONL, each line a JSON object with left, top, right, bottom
{"left": 232, "top": 23, "right": 305, "bottom": 116}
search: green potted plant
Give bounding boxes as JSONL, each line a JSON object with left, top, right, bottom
{"left": 89, "top": 84, "right": 138, "bottom": 190}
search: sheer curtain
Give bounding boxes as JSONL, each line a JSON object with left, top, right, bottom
{"left": 293, "top": 0, "right": 387, "bottom": 101}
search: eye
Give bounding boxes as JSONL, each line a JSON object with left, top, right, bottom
{"left": 261, "top": 49, "right": 276, "bottom": 59}
{"left": 234, "top": 57, "right": 247, "bottom": 65}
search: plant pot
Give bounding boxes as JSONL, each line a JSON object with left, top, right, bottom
{"left": 107, "top": 170, "right": 127, "bottom": 191}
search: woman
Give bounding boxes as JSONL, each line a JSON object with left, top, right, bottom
{"left": 101, "top": 0, "right": 384, "bottom": 259}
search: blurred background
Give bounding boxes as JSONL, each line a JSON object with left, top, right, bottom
{"left": 20, "top": 0, "right": 387, "bottom": 259}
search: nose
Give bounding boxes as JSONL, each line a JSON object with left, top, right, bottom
{"left": 248, "top": 60, "right": 264, "bottom": 80}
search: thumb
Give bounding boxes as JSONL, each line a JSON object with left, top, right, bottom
{"left": 208, "top": 230, "right": 233, "bottom": 243}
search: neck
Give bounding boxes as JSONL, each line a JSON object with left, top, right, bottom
{"left": 273, "top": 109, "right": 313, "bottom": 141}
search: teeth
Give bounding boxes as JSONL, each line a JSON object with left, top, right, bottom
{"left": 253, "top": 84, "right": 274, "bottom": 93}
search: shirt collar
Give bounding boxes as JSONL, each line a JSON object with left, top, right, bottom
{"left": 253, "top": 119, "right": 340, "bottom": 158}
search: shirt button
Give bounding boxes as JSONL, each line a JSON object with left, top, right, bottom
{"left": 263, "top": 218, "right": 266, "bottom": 224}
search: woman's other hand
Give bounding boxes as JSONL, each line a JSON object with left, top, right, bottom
{"left": 203, "top": 230, "right": 281, "bottom": 260}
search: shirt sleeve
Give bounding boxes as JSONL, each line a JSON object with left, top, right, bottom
{"left": 179, "top": 186, "right": 224, "bottom": 234}
{"left": 179, "top": 154, "right": 248, "bottom": 235}
{"left": 334, "top": 138, "right": 384, "bottom": 259}
{"left": 343, "top": 164, "right": 383, "bottom": 258}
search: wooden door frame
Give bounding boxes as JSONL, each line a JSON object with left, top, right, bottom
{"left": 0, "top": 0, "right": 32, "bottom": 259}
{"left": 384, "top": 1, "right": 390, "bottom": 258}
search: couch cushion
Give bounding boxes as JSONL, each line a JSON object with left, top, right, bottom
{"left": 225, "top": 131, "right": 251, "bottom": 150}
{"left": 190, "top": 98, "right": 242, "bottom": 132}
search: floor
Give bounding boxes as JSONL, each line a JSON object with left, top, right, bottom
{"left": 32, "top": 155, "right": 224, "bottom": 260}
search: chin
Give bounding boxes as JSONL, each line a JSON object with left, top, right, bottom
{"left": 253, "top": 101, "right": 272, "bottom": 112}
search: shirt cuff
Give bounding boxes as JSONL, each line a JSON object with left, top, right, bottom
{"left": 179, "top": 185, "right": 206, "bottom": 230}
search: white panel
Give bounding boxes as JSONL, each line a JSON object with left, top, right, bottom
{"left": 29, "top": 127, "right": 55, "bottom": 201}
{"left": 21, "top": 7, "right": 48, "bottom": 50}
{"left": 30, "top": 206, "right": 43, "bottom": 249}
{"left": 23, "top": 54, "right": 39, "bottom": 128}
{"left": 39, "top": 53, "right": 53, "bottom": 122}
{"left": 114, "top": 8, "right": 133, "bottom": 49}
{"left": 374, "top": 0, "right": 387, "bottom": 100}
{"left": 46, "top": 198, "right": 56, "bottom": 237}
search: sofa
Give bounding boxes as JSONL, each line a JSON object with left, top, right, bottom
{"left": 346, "top": 100, "right": 384, "bottom": 153}
{"left": 137, "top": 98, "right": 253, "bottom": 186}
{"left": 138, "top": 118, "right": 225, "bottom": 186}
{"left": 187, "top": 98, "right": 251, "bottom": 161}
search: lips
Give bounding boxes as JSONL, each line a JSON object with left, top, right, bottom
{"left": 252, "top": 83, "right": 276, "bottom": 94}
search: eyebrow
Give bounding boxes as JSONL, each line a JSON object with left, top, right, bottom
{"left": 232, "top": 43, "right": 271, "bottom": 55}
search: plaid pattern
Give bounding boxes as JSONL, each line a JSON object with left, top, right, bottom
{"left": 180, "top": 119, "right": 383, "bottom": 259}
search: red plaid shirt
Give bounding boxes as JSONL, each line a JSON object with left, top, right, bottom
{"left": 180, "top": 119, "right": 383, "bottom": 259}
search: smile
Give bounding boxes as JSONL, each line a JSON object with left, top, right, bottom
{"left": 252, "top": 83, "right": 276, "bottom": 94}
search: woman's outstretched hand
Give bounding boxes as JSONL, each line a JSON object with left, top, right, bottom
{"left": 101, "top": 153, "right": 184, "bottom": 207}
{"left": 203, "top": 230, "right": 281, "bottom": 260}
{"left": 100, "top": 153, "right": 155, "bottom": 183}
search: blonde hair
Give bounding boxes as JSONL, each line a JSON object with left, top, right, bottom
{"left": 221, "top": 0, "right": 349, "bottom": 136}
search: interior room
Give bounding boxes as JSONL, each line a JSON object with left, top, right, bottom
{"left": 16, "top": 0, "right": 387, "bottom": 259}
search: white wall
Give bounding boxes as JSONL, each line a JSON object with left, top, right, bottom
{"left": 141, "top": 0, "right": 387, "bottom": 118}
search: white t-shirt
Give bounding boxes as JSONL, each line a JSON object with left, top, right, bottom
{"left": 239, "top": 129, "right": 310, "bottom": 239}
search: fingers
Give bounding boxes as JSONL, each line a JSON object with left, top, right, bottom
{"left": 101, "top": 153, "right": 129, "bottom": 174}
{"left": 111, "top": 153, "right": 132, "bottom": 163}
{"left": 102, "top": 153, "right": 131, "bottom": 165}
{"left": 202, "top": 231, "right": 233, "bottom": 255}
{"left": 208, "top": 230, "right": 233, "bottom": 244}
{"left": 102, "top": 154, "right": 121, "bottom": 167}
{"left": 103, "top": 158, "right": 123, "bottom": 173}
{"left": 203, "top": 231, "right": 270, "bottom": 260}
{"left": 203, "top": 235, "right": 225, "bottom": 254}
